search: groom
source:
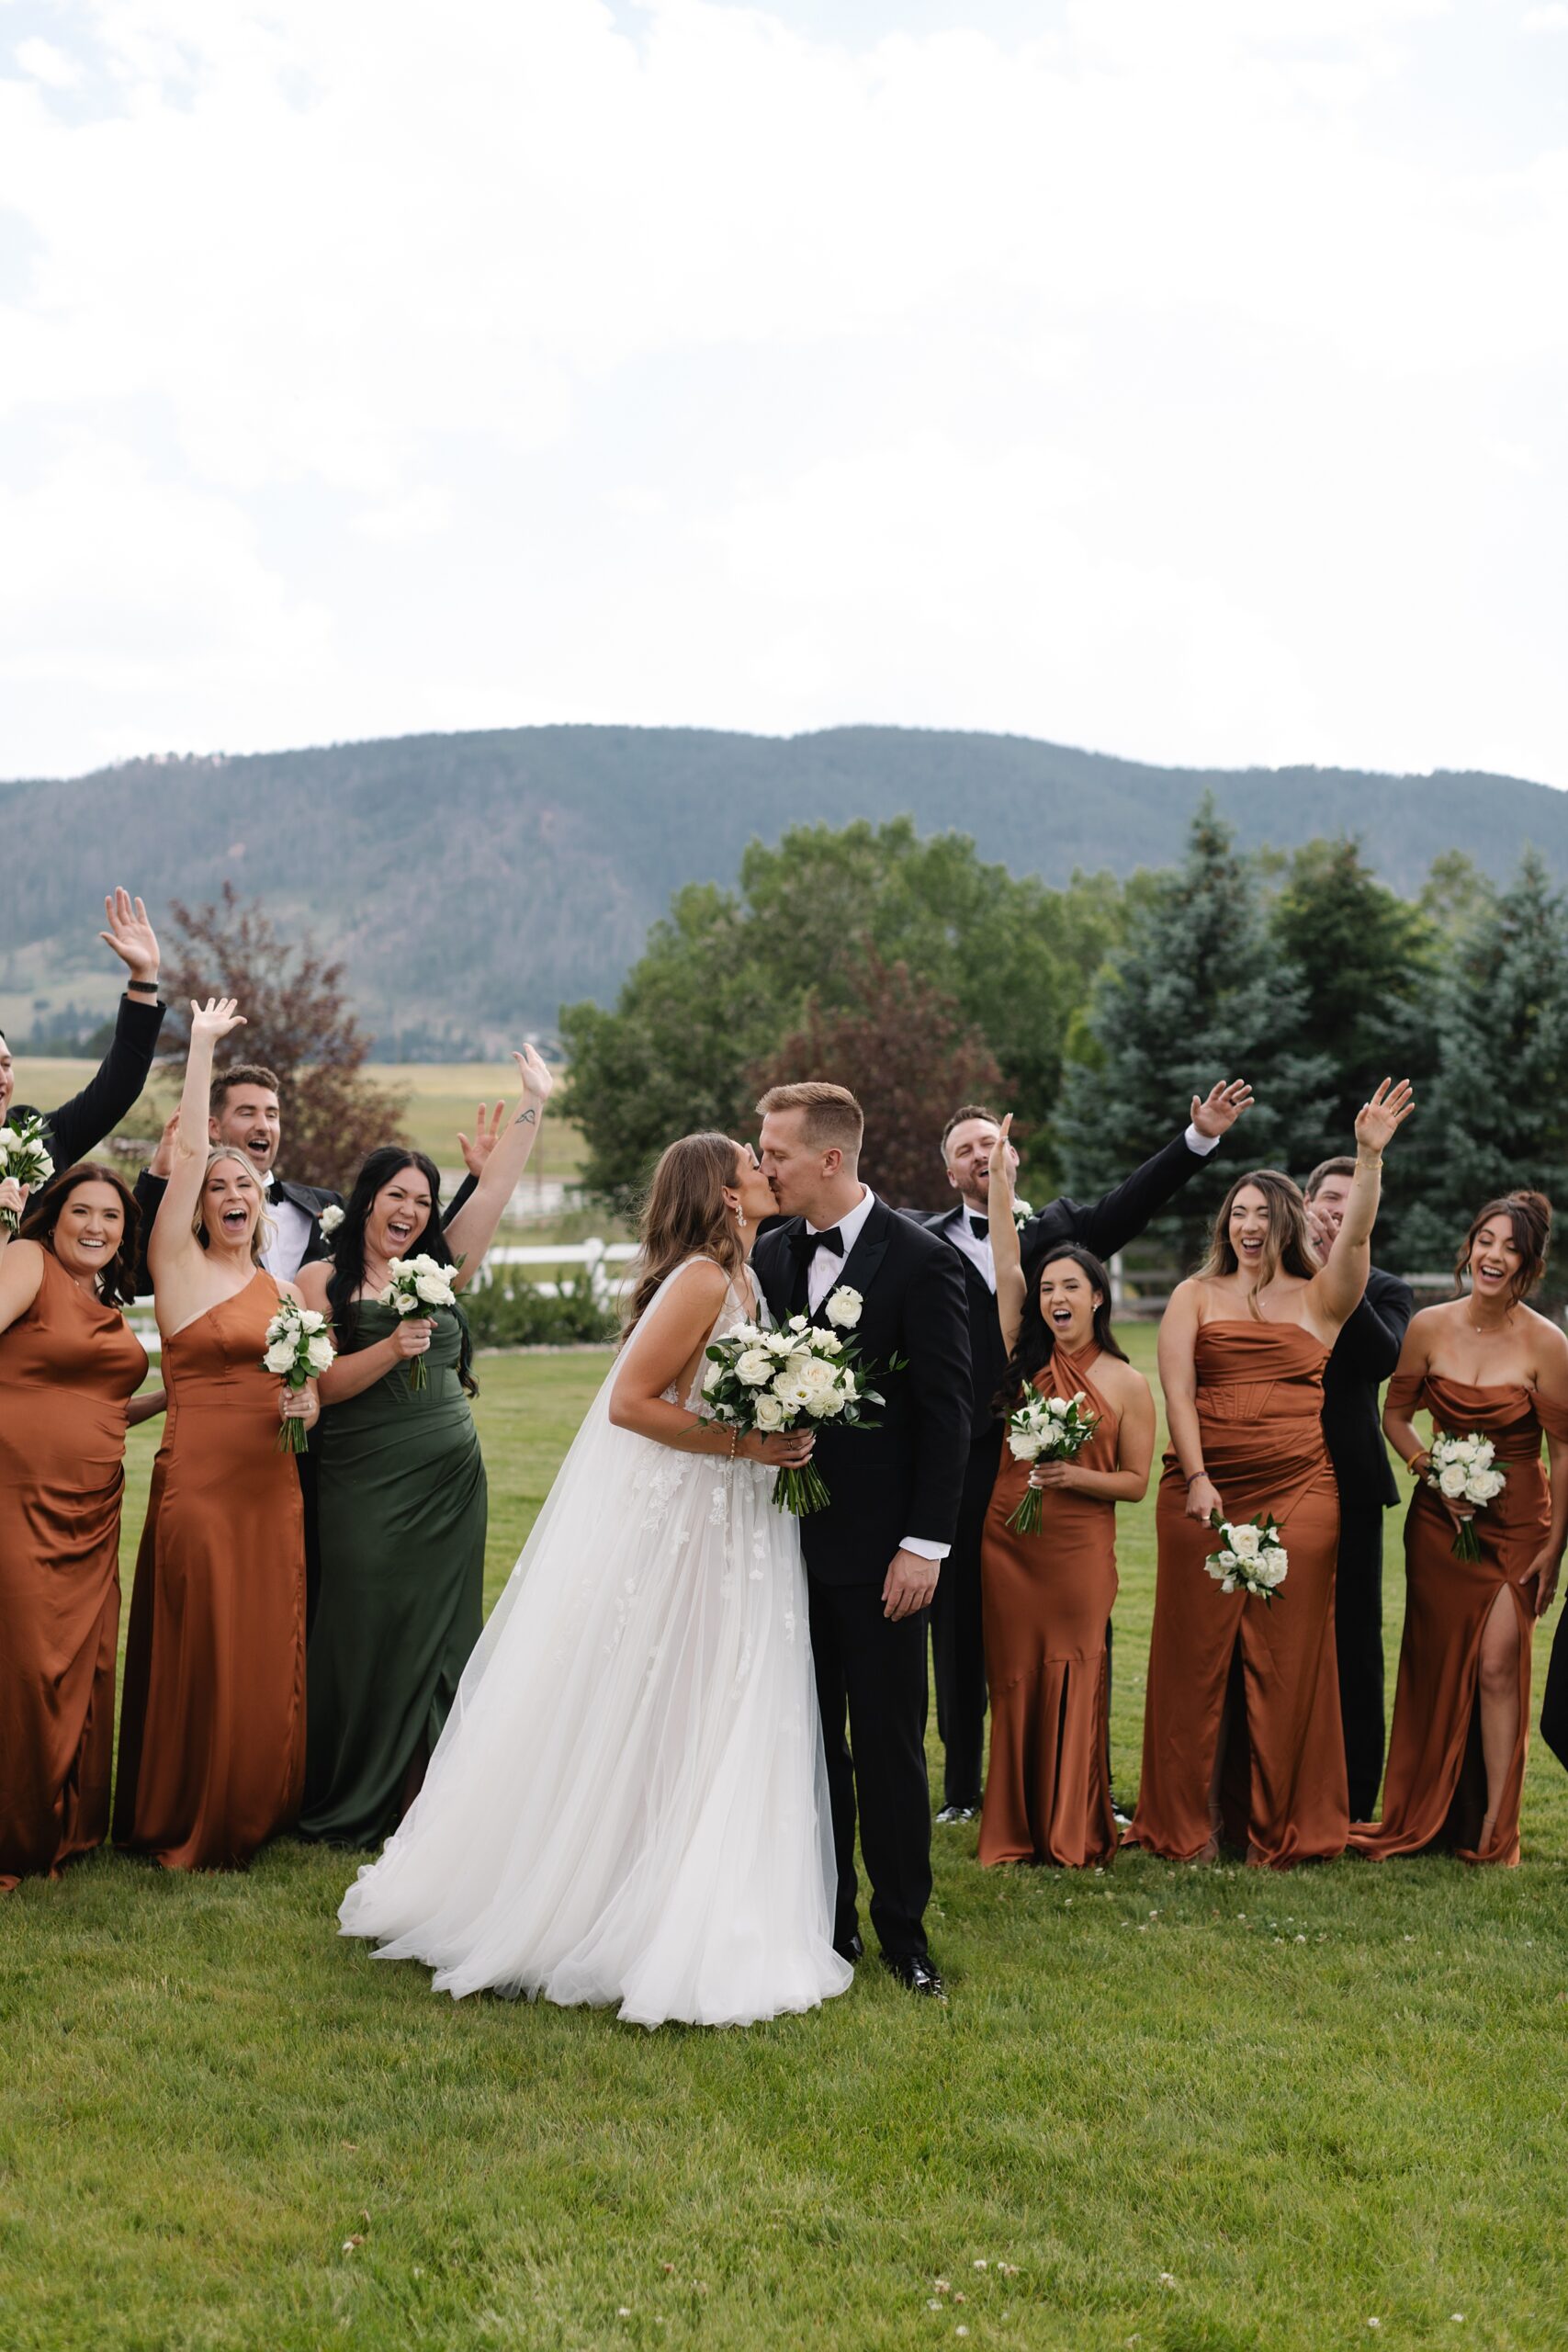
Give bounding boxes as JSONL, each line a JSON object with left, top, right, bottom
{"left": 755, "top": 1081, "right": 970, "bottom": 1999}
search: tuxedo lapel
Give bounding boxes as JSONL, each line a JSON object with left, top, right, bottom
{"left": 756, "top": 1223, "right": 800, "bottom": 1328}
{"left": 812, "top": 1197, "right": 892, "bottom": 1329}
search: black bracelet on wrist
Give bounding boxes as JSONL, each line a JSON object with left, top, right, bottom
{"left": 125, "top": 980, "right": 160, "bottom": 997}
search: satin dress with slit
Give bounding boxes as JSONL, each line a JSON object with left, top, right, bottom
{"left": 0, "top": 1249, "right": 147, "bottom": 1887}
{"left": 113, "top": 1269, "right": 307, "bottom": 1870}
{"left": 978, "top": 1346, "right": 1119, "bottom": 1868}
{"left": 1349, "top": 1373, "right": 1568, "bottom": 1867}
{"left": 1125, "top": 1318, "right": 1348, "bottom": 1869}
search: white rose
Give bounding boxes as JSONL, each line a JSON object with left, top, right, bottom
{"left": 298, "top": 1308, "right": 326, "bottom": 1332}
{"left": 787, "top": 1314, "right": 808, "bottom": 1331}
{"left": 797, "top": 1358, "right": 839, "bottom": 1395}
{"left": 752, "top": 1392, "right": 785, "bottom": 1431}
{"left": 736, "top": 1348, "right": 774, "bottom": 1387}
{"left": 317, "top": 1204, "right": 344, "bottom": 1237}
{"left": 413, "top": 1272, "right": 453, "bottom": 1306}
{"left": 1008, "top": 1430, "right": 1043, "bottom": 1462}
{"left": 264, "top": 1340, "right": 296, "bottom": 1374}
{"left": 702, "top": 1360, "right": 724, "bottom": 1393}
{"left": 1468, "top": 1470, "right": 1505, "bottom": 1503}
{"left": 1220, "top": 1574, "right": 1237, "bottom": 1594}
{"left": 825, "top": 1285, "right": 863, "bottom": 1329}
{"left": 1228, "top": 1524, "right": 1263, "bottom": 1562}
{"left": 306, "top": 1336, "right": 335, "bottom": 1373}
{"left": 1438, "top": 1464, "right": 1470, "bottom": 1498}
{"left": 1047, "top": 1396, "right": 1070, "bottom": 1419}
{"left": 803, "top": 1388, "right": 842, "bottom": 1418}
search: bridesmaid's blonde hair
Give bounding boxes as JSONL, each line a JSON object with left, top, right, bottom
{"left": 1197, "top": 1168, "right": 1316, "bottom": 1317}
{"left": 192, "top": 1148, "right": 274, "bottom": 1266}
{"left": 624, "top": 1134, "right": 748, "bottom": 1338}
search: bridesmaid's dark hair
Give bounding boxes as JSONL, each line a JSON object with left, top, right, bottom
{"left": 326, "top": 1146, "right": 476, "bottom": 1396}
{"left": 17, "top": 1160, "right": 141, "bottom": 1309}
{"left": 625, "top": 1134, "right": 748, "bottom": 1339}
{"left": 1455, "top": 1192, "right": 1552, "bottom": 1306}
{"left": 1197, "top": 1168, "right": 1316, "bottom": 1315}
{"left": 993, "top": 1243, "right": 1124, "bottom": 1417}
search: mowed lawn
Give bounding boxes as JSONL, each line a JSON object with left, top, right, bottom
{"left": 3, "top": 1329, "right": 1567, "bottom": 2352}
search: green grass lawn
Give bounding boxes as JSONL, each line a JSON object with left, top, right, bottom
{"left": 3, "top": 1329, "right": 1566, "bottom": 2351}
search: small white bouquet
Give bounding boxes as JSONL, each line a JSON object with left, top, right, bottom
{"left": 0, "top": 1113, "right": 54, "bottom": 1230}
{"left": 1205, "top": 1510, "right": 1289, "bottom": 1605}
{"left": 378, "top": 1253, "right": 459, "bottom": 1392}
{"left": 1003, "top": 1388, "right": 1100, "bottom": 1535}
{"left": 1426, "top": 1431, "right": 1506, "bottom": 1562}
{"left": 699, "top": 1286, "right": 886, "bottom": 1516}
{"left": 260, "top": 1299, "right": 335, "bottom": 1453}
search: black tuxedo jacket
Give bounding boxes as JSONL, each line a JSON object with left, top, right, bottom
{"left": 1321, "top": 1265, "right": 1416, "bottom": 1511}
{"left": 753, "top": 1195, "right": 971, "bottom": 1588}
{"left": 12, "top": 994, "right": 165, "bottom": 1170}
{"left": 914, "top": 1129, "right": 1222, "bottom": 1445}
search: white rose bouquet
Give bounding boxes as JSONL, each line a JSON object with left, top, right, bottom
{"left": 698, "top": 1286, "right": 886, "bottom": 1516}
{"left": 1205, "top": 1510, "right": 1289, "bottom": 1604}
{"left": 1426, "top": 1431, "right": 1506, "bottom": 1562}
{"left": 378, "top": 1253, "right": 459, "bottom": 1391}
{"left": 1003, "top": 1388, "right": 1100, "bottom": 1535}
{"left": 260, "top": 1299, "right": 335, "bottom": 1453}
{"left": 0, "top": 1114, "right": 54, "bottom": 1230}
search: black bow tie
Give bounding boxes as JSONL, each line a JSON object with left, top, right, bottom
{"left": 789, "top": 1223, "right": 844, "bottom": 1266}
{"left": 968, "top": 1214, "right": 989, "bottom": 1239}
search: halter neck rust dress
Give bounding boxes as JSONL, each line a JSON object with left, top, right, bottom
{"left": 979, "top": 1345, "right": 1120, "bottom": 1868}
{"left": 1350, "top": 1373, "right": 1568, "bottom": 1867}
{"left": 0, "top": 1248, "right": 147, "bottom": 1887}
{"left": 1126, "top": 1317, "right": 1348, "bottom": 1868}
{"left": 114, "top": 1269, "right": 307, "bottom": 1870}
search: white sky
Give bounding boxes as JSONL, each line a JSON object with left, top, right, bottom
{"left": 1, "top": 0, "right": 1564, "bottom": 785}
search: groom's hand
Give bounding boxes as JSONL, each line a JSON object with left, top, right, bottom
{"left": 883, "top": 1547, "right": 940, "bottom": 1622}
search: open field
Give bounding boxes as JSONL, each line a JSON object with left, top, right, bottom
{"left": 3, "top": 1329, "right": 1567, "bottom": 2350}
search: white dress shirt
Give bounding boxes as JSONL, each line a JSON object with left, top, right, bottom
{"left": 802, "top": 1184, "right": 948, "bottom": 1566}
{"left": 944, "top": 1122, "right": 1221, "bottom": 1295}
{"left": 260, "top": 1173, "right": 314, "bottom": 1284}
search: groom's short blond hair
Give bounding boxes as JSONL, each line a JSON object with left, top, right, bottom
{"left": 756, "top": 1081, "right": 864, "bottom": 1158}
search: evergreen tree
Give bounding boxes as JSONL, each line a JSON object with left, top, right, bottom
{"left": 1398, "top": 850, "right": 1568, "bottom": 1272}
{"left": 1058, "top": 797, "right": 1337, "bottom": 1266}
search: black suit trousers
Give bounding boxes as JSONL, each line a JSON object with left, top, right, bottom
{"left": 807, "top": 1573, "right": 933, "bottom": 1963}
{"left": 1335, "top": 1498, "right": 1388, "bottom": 1820}
{"left": 931, "top": 1430, "right": 999, "bottom": 1808}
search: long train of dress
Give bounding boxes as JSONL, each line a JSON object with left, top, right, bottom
{"left": 338, "top": 1263, "right": 852, "bottom": 2029}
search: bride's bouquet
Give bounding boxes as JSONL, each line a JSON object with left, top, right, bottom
{"left": 378, "top": 1253, "right": 460, "bottom": 1391}
{"left": 1002, "top": 1388, "right": 1100, "bottom": 1535}
{"left": 1206, "top": 1510, "right": 1289, "bottom": 1605}
{"left": 0, "top": 1114, "right": 53, "bottom": 1230}
{"left": 1426, "top": 1431, "right": 1506, "bottom": 1561}
{"left": 700, "top": 1287, "right": 886, "bottom": 1516}
{"left": 260, "top": 1299, "right": 335, "bottom": 1453}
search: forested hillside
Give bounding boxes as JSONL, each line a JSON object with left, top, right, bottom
{"left": 2, "top": 724, "right": 1560, "bottom": 1052}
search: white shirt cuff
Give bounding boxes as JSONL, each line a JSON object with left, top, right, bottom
{"left": 1184, "top": 1122, "right": 1221, "bottom": 1157}
{"left": 900, "top": 1536, "right": 950, "bottom": 1562}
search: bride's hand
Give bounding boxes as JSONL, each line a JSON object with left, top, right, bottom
{"left": 750, "top": 1429, "right": 815, "bottom": 1468}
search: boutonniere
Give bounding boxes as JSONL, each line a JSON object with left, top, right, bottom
{"left": 1012, "top": 1198, "right": 1032, "bottom": 1235}
{"left": 317, "top": 1204, "right": 344, "bottom": 1237}
{"left": 825, "top": 1284, "right": 863, "bottom": 1330}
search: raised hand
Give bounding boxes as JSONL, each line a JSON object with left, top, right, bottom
{"left": 513, "top": 1043, "right": 555, "bottom": 1109}
{"left": 99, "top": 888, "right": 161, "bottom": 986}
{"left": 987, "top": 1113, "right": 1018, "bottom": 1194}
{"left": 457, "top": 1100, "right": 506, "bottom": 1178}
{"left": 188, "top": 996, "right": 246, "bottom": 1044}
{"left": 1190, "top": 1080, "right": 1254, "bottom": 1139}
{"left": 148, "top": 1110, "right": 181, "bottom": 1182}
{"left": 1354, "top": 1078, "right": 1416, "bottom": 1155}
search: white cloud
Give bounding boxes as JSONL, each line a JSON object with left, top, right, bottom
{"left": 1521, "top": 5, "right": 1568, "bottom": 30}
{"left": 14, "top": 38, "right": 82, "bottom": 89}
{"left": 0, "top": 0, "right": 1562, "bottom": 786}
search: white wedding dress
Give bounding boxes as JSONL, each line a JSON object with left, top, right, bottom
{"left": 338, "top": 1261, "right": 852, "bottom": 2029}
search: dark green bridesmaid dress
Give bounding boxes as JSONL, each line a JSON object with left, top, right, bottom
{"left": 300, "top": 1301, "right": 486, "bottom": 1848}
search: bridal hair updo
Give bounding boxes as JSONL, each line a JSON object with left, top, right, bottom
{"left": 625, "top": 1134, "right": 748, "bottom": 1339}
{"left": 17, "top": 1160, "right": 141, "bottom": 1309}
{"left": 193, "top": 1148, "right": 274, "bottom": 1265}
{"left": 1455, "top": 1192, "right": 1552, "bottom": 1306}
{"left": 1196, "top": 1169, "right": 1317, "bottom": 1316}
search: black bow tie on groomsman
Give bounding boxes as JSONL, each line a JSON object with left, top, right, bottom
{"left": 967, "top": 1214, "right": 989, "bottom": 1239}
{"left": 788, "top": 1223, "right": 845, "bottom": 1266}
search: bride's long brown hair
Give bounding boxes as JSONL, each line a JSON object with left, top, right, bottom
{"left": 623, "top": 1133, "right": 748, "bottom": 1338}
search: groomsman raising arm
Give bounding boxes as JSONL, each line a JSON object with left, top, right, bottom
{"left": 0, "top": 888, "right": 165, "bottom": 1170}
{"left": 914, "top": 1080, "right": 1254, "bottom": 1823}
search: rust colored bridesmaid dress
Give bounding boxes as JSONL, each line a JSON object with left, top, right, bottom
{"left": 0, "top": 1249, "right": 147, "bottom": 1888}
{"left": 978, "top": 1346, "right": 1120, "bottom": 1868}
{"left": 1126, "top": 1319, "right": 1348, "bottom": 1869}
{"left": 114, "top": 1269, "right": 307, "bottom": 1871}
{"left": 1349, "top": 1373, "right": 1568, "bottom": 1867}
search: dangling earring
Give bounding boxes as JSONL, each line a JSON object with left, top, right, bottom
{"left": 734, "top": 1203, "right": 748, "bottom": 1233}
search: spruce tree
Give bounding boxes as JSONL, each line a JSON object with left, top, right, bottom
{"left": 1057, "top": 797, "right": 1337, "bottom": 1267}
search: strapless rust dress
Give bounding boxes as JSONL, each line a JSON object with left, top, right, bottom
{"left": 113, "top": 1270, "right": 306, "bottom": 1870}
{"left": 0, "top": 1248, "right": 147, "bottom": 1887}
{"left": 1350, "top": 1374, "right": 1568, "bottom": 1867}
{"left": 1125, "top": 1319, "right": 1347, "bottom": 1868}
{"left": 978, "top": 1346, "right": 1119, "bottom": 1868}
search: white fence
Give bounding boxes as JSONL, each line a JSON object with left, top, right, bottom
{"left": 475, "top": 1238, "right": 638, "bottom": 1302}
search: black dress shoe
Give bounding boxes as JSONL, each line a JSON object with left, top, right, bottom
{"left": 834, "top": 1930, "right": 863, "bottom": 1964}
{"left": 935, "top": 1804, "right": 977, "bottom": 1825}
{"left": 882, "top": 1952, "right": 946, "bottom": 1999}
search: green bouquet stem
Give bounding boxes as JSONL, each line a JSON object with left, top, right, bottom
{"left": 276, "top": 1409, "right": 310, "bottom": 1456}
{"left": 1005, "top": 1480, "right": 1045, "bottom": 1537}
{"left": 405, "top": 1356, "right": 430, "bottom": 1396}
{"left": 773, "top": 1458, "right": 833, "bottom": 1517}
{"left": 1450, "top": 1515, "right": 1481, "bottom": 1562}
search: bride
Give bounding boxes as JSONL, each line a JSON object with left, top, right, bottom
{"left": 337, "top": 1133, "right": 852, "bottom": 2028}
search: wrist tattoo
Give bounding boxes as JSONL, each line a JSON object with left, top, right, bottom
{"left": 518, "top": 1106, "right": 538, "bottom": 1125}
